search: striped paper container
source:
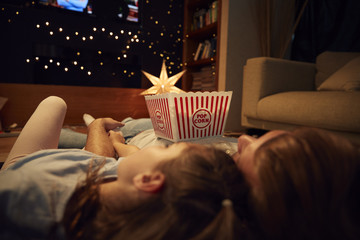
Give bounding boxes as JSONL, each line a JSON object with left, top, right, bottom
{"left": 144, "top": 91, "right": 232, "bottom": 142}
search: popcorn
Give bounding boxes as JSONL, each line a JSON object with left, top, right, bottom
{"left": 145, "top": 91, "right": 232, "bottom": 142}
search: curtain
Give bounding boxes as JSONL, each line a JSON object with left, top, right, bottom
{"left": 291, "top": 0, "right": 360, "bottom": 62}
{"left": 251, "top": 0, "right": 308, "bottom": 58}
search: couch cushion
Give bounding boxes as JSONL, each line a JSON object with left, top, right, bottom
{"left": 315, "top": 51, "right": 360, "bottom": 88}
{"left": 257, "top": 91, "right": 360, "bottom": 133}
{"left": 317, "top": 56, "right": 360, "bottom": 91}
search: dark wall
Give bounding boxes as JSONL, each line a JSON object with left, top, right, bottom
{"left": 0, "top": 0, "right": 184, "bottom": 88}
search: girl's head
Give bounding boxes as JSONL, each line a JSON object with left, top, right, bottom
{"left": 63, "top": 143, "right": 250, "bottom": 240}
{"left": 235, "top": 128, "right": 360, "bottom": 239}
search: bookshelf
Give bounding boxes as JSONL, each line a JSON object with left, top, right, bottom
{"left": 182, "top": 0, "right": 221, "bottom": 91}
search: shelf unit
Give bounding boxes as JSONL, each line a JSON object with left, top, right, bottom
{"left": 182, "top": 0, "right": 221, "bottom": 91}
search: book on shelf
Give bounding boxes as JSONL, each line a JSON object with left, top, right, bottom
{"left": 191, "top": 0, "right": 218, "bottom": 31}
{"left": 191, "top": 64, "right": 216, "bottom": 91}
{"left": 193, "top": 37, "right": 217, "bottom": 61}
{"left": 194, "top": 42, "right": 204, "bottom": 61}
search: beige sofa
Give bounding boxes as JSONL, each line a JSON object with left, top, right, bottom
{"left": 241, "top": 51, "right": 360, "bottom": 143}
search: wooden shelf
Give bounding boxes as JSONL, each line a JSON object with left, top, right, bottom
{"left": 186, "top": 58, "right": 216, "bottom": 67}
{"left": 186, "top": 22, "right": 218, "bottom": 39}
{"left": 182, "top": 0, "right": 221, "bottom": 92}
{"left": 187, "top": 0, "right": 214, "bottom": 9}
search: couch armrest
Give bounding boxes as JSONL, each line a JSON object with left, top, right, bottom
{"left": 242, "top": 57, "right": 316, "bottom": 118}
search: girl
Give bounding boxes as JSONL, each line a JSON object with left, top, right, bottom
{"left": 233, "top": 128, "right": 360, "bottom": 240}
{"left": 0, "top": 96, "right": 250, "bottom": 240}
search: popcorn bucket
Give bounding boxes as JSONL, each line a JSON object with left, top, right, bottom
{"left": 144, "top": 91, "right": 232, "bottom": 142}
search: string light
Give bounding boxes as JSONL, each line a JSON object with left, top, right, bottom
{"left": 3, "top": 1, "right": 183, "bottom": 82}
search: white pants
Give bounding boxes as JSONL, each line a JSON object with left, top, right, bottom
{"left": 1, "top": 96, "right": 67, "bottom": 170}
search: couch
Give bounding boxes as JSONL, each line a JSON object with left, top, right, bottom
{"left": 241, "top": 51, "right": 360, "bottom": 143}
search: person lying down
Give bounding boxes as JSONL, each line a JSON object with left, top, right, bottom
{"left": 0, "top": 96, "right": 249, "bottom": 240}
{"left": 83, "top": 113, "right": 238, "bottom": 156}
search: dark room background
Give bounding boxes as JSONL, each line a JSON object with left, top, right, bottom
{"left": 291, "top": 0, "right": 360, "bottom": 62}
{"left": 0, "top": 0, "right": 184, "bottom": 88}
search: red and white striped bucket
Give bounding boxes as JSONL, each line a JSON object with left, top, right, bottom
{"left": 145, "top": 91, "right": 232, "bottom": 142}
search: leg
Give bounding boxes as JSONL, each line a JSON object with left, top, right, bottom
{"left": 1, "top": 96, "right": 67, "bottom": 170}
{"left": 119, "top": 117, "right": 153, "bottom": 143}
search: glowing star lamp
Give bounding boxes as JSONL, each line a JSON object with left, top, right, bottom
{"left": 140, "top": 60, "right": 186, "bottom": 95}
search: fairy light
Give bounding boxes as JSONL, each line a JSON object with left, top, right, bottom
{"left": 6, "top": 0, "right": 184, "bottom": 84}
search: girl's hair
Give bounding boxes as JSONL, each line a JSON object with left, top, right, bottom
{"left": 62, "top": 144, "right": 251, "bottom": 240}
{"left": 250, "top": 128, "right": 360, "bottom": 240}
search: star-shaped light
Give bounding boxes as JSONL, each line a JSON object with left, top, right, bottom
{"left": 140, "top": 60, "right": 186, "bottom": 95}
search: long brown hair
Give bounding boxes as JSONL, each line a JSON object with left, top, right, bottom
{"left": 251, "top": 128, "right": 360, "bottom": 240}
{"left": 62, "top": 144, "right": 251, "bottom": 240}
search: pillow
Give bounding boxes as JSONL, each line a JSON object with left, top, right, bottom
{"left": 317, "top": 56, "right": 360, "bottom": 91}
{"left": 315, "top": 51, "right": 360, "bottom": 87}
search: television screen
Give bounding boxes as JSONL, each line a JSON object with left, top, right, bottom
{"left": 38, "top": 0, "right": 140, "bottom": 23}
